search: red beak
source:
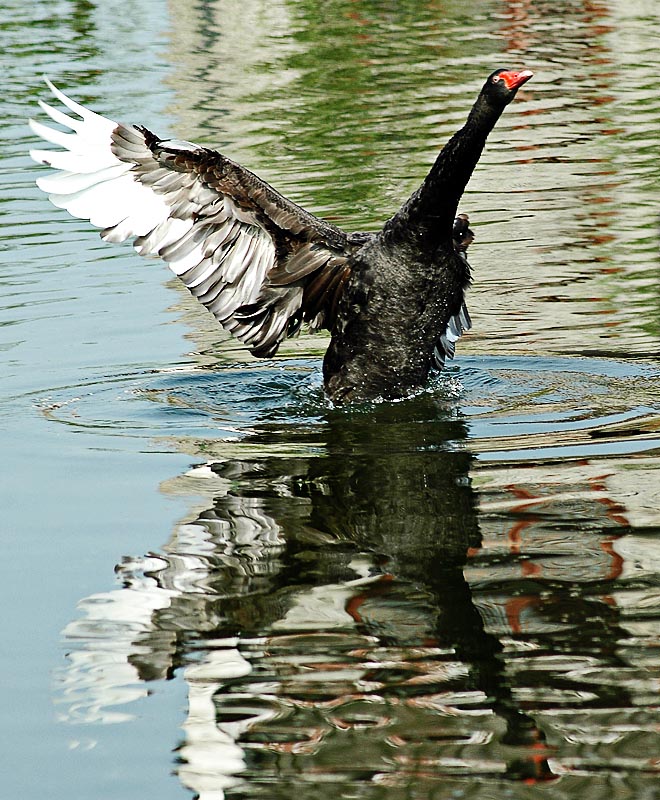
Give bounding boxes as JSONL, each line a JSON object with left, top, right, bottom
{"left": 500, "top": 69, "right": 534, "bottom": 90}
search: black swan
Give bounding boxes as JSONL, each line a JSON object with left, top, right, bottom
{"left": 29, "top": 68, "right": 532, "bottom": 404}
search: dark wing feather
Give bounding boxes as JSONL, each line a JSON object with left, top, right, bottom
{"left": 433, "top": 216, "right": 474, "bottom": 368}
{"left": 29, "top": 80, "right": 352, "bottom": 357}
{"left": 433, "top": 301, "right": 472, "bottom": 368}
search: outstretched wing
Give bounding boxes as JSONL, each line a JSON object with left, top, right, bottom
{"left": 29, "top": 80, "right": 352, "bottom": 357}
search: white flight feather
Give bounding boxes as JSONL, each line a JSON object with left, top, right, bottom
{"left": 29, "top": 118, "right": 91, "bottom": 152}
{"left": 30, "top": 147, "right": 119, "bottom": 174}
{"left": 43, "top": 77, "right": 117, "bottom": 131}
{"left": 35, "top": 163, "right": 130, "bottom": 195}
{"left": 36, "top": 98, "right": 87, "bottom": 131}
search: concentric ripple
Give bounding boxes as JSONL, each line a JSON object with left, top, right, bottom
{"left": 33, "top": 354, "right": 660, "bottom": 464}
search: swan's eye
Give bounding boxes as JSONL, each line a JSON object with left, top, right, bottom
{"left": 492, "top": 74, "right": 502, "bottom": 83}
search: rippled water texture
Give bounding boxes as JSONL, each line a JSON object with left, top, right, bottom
{"left": 2, "top": 1, "right": 660, "bottom": 799}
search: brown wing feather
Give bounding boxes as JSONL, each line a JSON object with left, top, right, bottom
{"left": 125, "top": 129, "right": 355, "bottom": 353}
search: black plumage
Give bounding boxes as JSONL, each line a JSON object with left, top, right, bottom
{"left": 30, "top": 68, "right": 532, "bottom": 403}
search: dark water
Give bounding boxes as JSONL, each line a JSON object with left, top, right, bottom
{"left": 3, "top": 1, "right": 660, "bottom": 799}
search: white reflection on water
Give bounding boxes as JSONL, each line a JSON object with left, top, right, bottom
{"left": 53, "top": 384, "right": 660, "bottom": 795}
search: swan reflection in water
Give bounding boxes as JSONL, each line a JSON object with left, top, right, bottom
{"left": 59, "top": 397, "right": 644, "bottom": 797}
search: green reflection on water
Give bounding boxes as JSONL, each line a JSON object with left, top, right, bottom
{"left": 5, "top": 1, "right": 660, "bottom": 798}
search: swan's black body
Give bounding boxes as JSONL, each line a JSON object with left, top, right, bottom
{"left": 324, "top": 68, "right": 532, "bottom": 401}
{"left": 30, "top": 68, "right": 532, "bottom": 404}
{"left": 324, "top": 231, "right": 470, "bottom": 402}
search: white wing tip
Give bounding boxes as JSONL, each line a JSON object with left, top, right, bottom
{"left": 35, "top": 77, "right": 119, "bottom": 129}
{"left": 29, "top": 146, "right": 51, "bottom": 166}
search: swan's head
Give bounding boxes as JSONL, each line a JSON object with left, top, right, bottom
{"left": 484, "top": 68, "right": 533, "bottom": 105}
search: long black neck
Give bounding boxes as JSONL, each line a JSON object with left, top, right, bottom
{"left": 385, "top": 92, "right": 505, "bottom": 250}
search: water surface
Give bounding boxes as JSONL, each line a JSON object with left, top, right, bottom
{"left": 2, "top": 1, "right": 659, "bottom": 798}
